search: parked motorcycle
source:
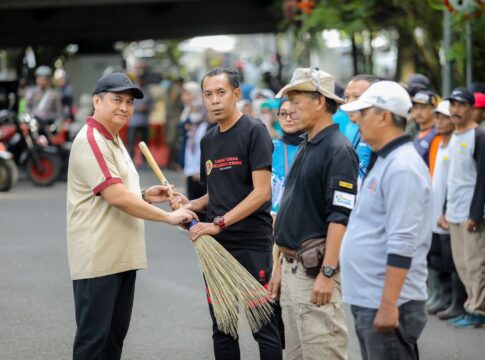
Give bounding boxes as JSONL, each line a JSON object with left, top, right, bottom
{"left": 0, "top": 94, "right": 62, "bottom": 186}
{"left": 0, "top": 140, "right": 18, "bottom": 191}
{"left": 36, "top": 117, "right": 72, "bottom": 180}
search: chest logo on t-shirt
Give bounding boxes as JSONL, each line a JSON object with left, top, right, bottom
{"left": 206, "top": 160, "right": 213, "bottom": 175}
{"left": 366, "top": 178, "right": 378, "bottom": 194}
{"left": 458, "top": 142, "right": 469, "bottom": 156}
{"left": 206, "top": 156, "right": 243, "bottom": 175}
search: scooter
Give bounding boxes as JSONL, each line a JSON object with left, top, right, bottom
{"left": 0, "top": 94, "right": 61, "bottom": 186}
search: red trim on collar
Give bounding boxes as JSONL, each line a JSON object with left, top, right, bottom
{"left": 86, "top": 117, "right": 113, "bottom": 140}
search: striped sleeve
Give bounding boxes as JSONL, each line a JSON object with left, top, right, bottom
{"left": 86, "top": 126, "right": 122, "bottom": 195}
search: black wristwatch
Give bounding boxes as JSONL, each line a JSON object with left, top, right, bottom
{"left": 321, "top": 265, "right": 337, "bottom": 278}
{"left": 141, "top": 190, "right": 151, "bottom": 204}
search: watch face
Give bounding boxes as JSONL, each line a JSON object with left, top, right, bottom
{"left": 323, "top": 266, "right": 335, "bottom": 277}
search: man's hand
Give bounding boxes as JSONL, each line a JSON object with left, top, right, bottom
{"left": 167, "top": 208, "right": 198, "bottom": 226}
{"left": 466, "top": 219, "right": 479, "bottom": 232}
{"left": 311, "top": 273, "right": 334, "bottom": 306}
{"left": 268, "top": 262, "right": 282, "bottom": 301}
{"left": 188, "top": 222, "right": 220, "bottom": 241}
{"left": 374, "top": 303, "right": 399, "bottom": 332}
{"left": 144, "top": 185, "right": 172, "bottom": 204}
{"left": 437, "top": 214, "right": 449, "bottom": 230}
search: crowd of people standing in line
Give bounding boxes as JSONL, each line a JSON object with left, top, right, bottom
{"left": 62, "top": 60, "right": 485, "bottom": 360}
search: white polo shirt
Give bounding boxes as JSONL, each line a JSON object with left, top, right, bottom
{"left": 67, "top": 117, "right": 147, "bottom": 280}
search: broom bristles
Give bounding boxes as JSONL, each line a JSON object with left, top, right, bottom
{"left": 194, "top": 235, "right": 274, "bottom": 338}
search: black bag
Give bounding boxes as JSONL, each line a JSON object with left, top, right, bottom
{"left": 296, "top": 238, "right": 326, "bottom": 277}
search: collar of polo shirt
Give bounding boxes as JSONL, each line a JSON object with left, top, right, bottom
{"left": 377, "top": 135, "right": 411, "bottom": 158}
{"left": 86, "top": 117, "right": 113, "bottom": 140}
{"left": 304, "top": 123, "right": 339, "bottom": 145}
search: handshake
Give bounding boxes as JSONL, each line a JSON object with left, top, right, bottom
{"left": 143, "top": 184, "right": 219, "bottom": 241}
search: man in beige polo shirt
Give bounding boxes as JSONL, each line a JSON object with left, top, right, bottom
{"left": 67, "top": 72, "right": 196, "bottom": 360}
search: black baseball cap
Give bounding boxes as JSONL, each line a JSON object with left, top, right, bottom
{"left": 93, "top": 72, "right": 144, "bottom": 99}
{"left": 406, "top": 73, "right": 431, "bottom": 96}
{"left": 447, "top": 87, "right": 474, "bottom": 105}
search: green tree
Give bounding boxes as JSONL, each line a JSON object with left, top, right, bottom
{"left": 279, "top": 0, "right": 485, "bottom": 88}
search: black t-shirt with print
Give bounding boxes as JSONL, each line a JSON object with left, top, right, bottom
{"left": 200, "top": 114, "right": 273, "bottom": 252}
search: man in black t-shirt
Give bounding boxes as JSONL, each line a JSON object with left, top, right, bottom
{"left": 171, "top": 68, "right": 282, "bottom": 360}
{"left": 270, "top": 68, "right": 358, "bottom": 359}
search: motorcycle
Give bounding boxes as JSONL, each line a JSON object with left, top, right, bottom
{"left": 0, "top": 94, "right": 62, "bottom": 186}
{"left": 35, "top": 116, "right": 72, "bottom": 180}
{"left": 0, "top": 140, "right": 18, "bottom": 192}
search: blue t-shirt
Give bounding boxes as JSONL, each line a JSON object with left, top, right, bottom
{"left": 271, "top": 139, "right": 299, "bottom": 215}
{"left": 333, "top": 109, "right": 373, "bottom": 183}
{"left": 333, "top": 109, "right": 360, "bottom": 147}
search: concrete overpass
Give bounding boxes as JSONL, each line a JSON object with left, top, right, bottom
{"left": 0, "top": 0, "right": 280, "bottom": 49}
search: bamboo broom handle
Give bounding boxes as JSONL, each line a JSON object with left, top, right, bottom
{"left": 138, "top": 141, "right": 197, "bottom": 229}
{"left": 138, "top": 141, "right": 173, "bottom": 197}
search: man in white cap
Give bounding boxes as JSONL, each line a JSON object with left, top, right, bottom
{"left": 340, "top": 81, "right": 431, "bottom": 360}
{"left": 433, "top": 101, "right": 468, "bottom": 321}
{"left": 270, "top": 67, "right": 358, "bottom": 359}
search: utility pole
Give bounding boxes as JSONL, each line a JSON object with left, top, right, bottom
{"left": 465, "top": 20, "right": 473, "bottom": 87}
{"left": 442, "top": 10, "right": 452, "bottom": 97}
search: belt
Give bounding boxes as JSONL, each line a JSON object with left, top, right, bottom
{"left": 280, "top": 247, "right": 297, "bottom": 263}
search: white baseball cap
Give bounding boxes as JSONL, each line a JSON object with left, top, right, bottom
{"left": 340, "top": 80, "right": 412, "bottom": 118}
{"left": 433, "top": 100, "right": 451, "bottom": 117}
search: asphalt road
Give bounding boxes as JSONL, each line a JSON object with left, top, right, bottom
{"left": 1, "top": 170, "right": 484, "bottom": 360}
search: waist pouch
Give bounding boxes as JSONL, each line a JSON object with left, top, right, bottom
{"left": 296, "top": 238, "right": 326, "bottom": 277}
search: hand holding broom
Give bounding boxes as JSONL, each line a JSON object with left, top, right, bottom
{"left": 138, "top": 141, "right": 274, "bottom": 339}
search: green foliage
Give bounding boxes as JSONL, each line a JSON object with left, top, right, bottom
{"left": 281, "top": 0, "right": 485, "bottom": 86}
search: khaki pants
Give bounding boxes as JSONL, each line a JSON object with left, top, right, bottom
{"left": 280, "top": 258, "right": 348, "bottom": 360}
{"left": 449, "top": 221, "right": 485, "bottom": 315}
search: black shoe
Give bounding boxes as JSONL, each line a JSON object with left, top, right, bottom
{"left": 428, "top": 271, "right": 452, "bottom": 315}
{"left": 437, "top": 271, "right": 466, "bottom": 320}
{"left": 437, "top": 306, "right": 465, "bottom": 320}
{"left": 428, "top": 295, "right": 452, "bottom": 315}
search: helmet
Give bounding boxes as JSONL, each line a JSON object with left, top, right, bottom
{"left": 54, "top": 68, "right": 67, "bottom": 80}
{"left": 35, "top": 66, "right": 52, "bottom": 78}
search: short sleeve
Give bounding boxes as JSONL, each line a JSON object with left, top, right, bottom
{"left": 73, "top": 127, "right": 123, "bottom": 195}
{"left": 325, "top": 145, "right": 359, "bottom": 225}
{"left": 470, "top": 128, "right": 485, "bottom": 221}
{"left": 249, "top": 123, "right": 273, "bottom": 172}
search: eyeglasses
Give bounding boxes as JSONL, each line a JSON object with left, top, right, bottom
{"left": 278, "top": 111, "right": 291, "bottom": 118}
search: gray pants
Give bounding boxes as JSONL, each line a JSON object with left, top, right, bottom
{"left": 351, "top": 301, "right": 427, "bottom": 360}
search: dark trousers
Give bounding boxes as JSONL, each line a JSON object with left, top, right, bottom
{"left": 207, "top": 249, "right": 282, "bottom": 360}
{"left": 72, "top": 270, "right": 137, "bottom": 360}
{"left": 428, "top": 233, "right": 455, "bottom": 273}
{"left": 351, "top": 300, "right": 427, "bottom": 360}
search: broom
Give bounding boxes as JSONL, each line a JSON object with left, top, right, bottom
{"left": 138, "top": 142, "right": 274, "bottom": 338}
